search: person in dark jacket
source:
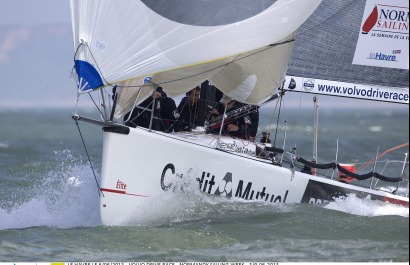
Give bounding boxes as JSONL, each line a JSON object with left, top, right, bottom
{"left": 124, "top": 87, "right": 176, "bottom": 132}
{"left": 174, "top": 86, "right": 201, "bottom": 132}
{"left": 208, "top": 95, "right": 259, "bottom": 141}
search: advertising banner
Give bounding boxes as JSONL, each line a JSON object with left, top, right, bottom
{"left": 284, "top": 76, "right": 409, "bottom": 104}
{"left": 353, "top": 0, "right": 409, "bottom": 70}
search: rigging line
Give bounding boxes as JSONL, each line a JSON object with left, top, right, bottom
{"left": 74, "top": 87, "right": 81, "bottom": 115}
{"left": 356, "top": 142, "right": 410, "bottom": 173}
{"left": 157, "top": 54, "right": 245, "bottom": 86}
{"left": 74, "top": 120, "right": 104, "bottom": 198}
{"left": 72, "top": 76, "right": 105, "bottom": 118}
{"left": 73, "top": 42, "right": 83, "bottom": 62}
{"left": 87, "top": 93, "right": 105, "bottom": 118}
{"left": 290, "top": 90, "right": 305, "bottom": 151}
{"left": 83, "top": 42, "right": 116, "bottom": 89}
{"left": 267, "top": 93, "right": 282, "bottom": 139}
{"left": 273, "top": 90, "right": 285, "bottom": 147}
{"left": 296, "top": 0, "right": 358, "bottom": 38}
{"left": 127, "top": 100, "right": 155, "bottom": 126}
{"left": 256, "top": 94, "right": 282, "bottom": 157}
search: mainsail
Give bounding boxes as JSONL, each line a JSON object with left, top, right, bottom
{"left": 70, "top": 0, "right": 322, "bottom": 115}
{"left": 286, "top": 0, "right": 409, "bottom": 104}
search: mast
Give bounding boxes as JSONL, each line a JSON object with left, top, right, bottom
{"left": 313, "top": 96, "right": 319, "bottom": 175}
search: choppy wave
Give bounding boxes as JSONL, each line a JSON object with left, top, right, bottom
{"left": 0, "top": 163, "right": 101, "bottom": 230}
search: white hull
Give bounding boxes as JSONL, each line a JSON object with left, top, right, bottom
{"left": 99, "top": 126, "right": 409, "bottom": 225}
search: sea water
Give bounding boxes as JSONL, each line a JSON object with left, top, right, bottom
{"left": 0, "top": 106, "right": 408, "bottom": 262}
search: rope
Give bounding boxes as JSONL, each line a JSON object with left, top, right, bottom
{"left": 356, "top": 142, "right": 409, "bottom": 173}
{"left": 74, "top": 120, "right": 104, "bottom": 198}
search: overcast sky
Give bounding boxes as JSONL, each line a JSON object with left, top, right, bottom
{"left": 1, "top": 0, "right": 70, "bottom": 27}
{"left": 0, "top": 0, "right": 77, "bottom": 109}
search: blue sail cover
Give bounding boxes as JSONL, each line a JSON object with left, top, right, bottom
{"left": 74, "top": 60, "right": 104, "bottom": 93}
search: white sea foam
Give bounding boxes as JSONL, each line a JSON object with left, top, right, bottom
{"left": 0, "top": 164, "right": 101, "bottom": 230}
{"left": 369, "top": 126, "right": 383, "bottom": 132}
{"left": 324, "top": 194, "right": 409, "bottom": 217}
{"left": 120, "top": 173, "right": 296, "bottom": 226}
{"left": 118, "top": 172, "right": 217, "bottom": 226}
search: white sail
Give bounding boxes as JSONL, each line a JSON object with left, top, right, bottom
{"left": 210, "top": 33, "right": 296, "bottom": 105}
{"left": 70, "top": 0, "right": 322, "bottom": 96}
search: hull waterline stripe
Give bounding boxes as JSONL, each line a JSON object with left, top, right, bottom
{"left": 383, "top": 197, "right": 409, "bottom": 207}
{"left": 100, "top": 188, "right": 149, "bottom": 197}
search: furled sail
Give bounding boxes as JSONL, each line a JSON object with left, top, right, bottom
{"left": 70, "top": 0, "right": 322, "bottom": 112}
{"left": 286, "top": 0, "right": 409, "bottom": 104}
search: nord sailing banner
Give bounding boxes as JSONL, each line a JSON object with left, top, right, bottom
{"left": 353, "top": 0, "right": 409, "bottom": 70}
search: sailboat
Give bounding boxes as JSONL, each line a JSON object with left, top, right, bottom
{"left": 69, "top": 0, "right": 409, "bottom": 225}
